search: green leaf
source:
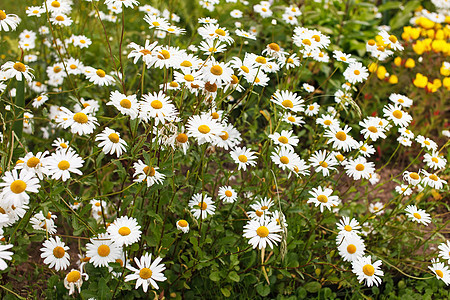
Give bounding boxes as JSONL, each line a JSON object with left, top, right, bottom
{"left": 256, "top": 284, "right": 270, "bottom": 297}
{"left": 304, "top": 281, "right": 321, "bottom": 293}
{"left": 98, "top": 278, "right": 111, "bottom": 300}
{"left": 228, "top": 271, "right": 240, "bottom": 282}
{"left": 220, "top": 288, "right": 231, "bottom": 297}
{"left": 209, "top": 271, "right": 221, "bottom": 282}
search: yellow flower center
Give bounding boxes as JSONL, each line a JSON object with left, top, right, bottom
{"left": 436, "top": 270, "right": 444, "bottom": 278}
{"left": 287, "top": 116, "right": 295, "bottom": 122}
{"left": 240, "top": 66, "right": 249, "bottom": 73}
{"left": 69, "top": 64, "right": 77, "bottom": 69}
{"left": 198, "top": 202, "right": 208, "bottom": 210}
{"left": 413, "top": 213, "right": 421, "bottom": 219}
{"left": 66, "top": 270, "right": 81, "bottom": 283}
{"left": 58, "top": 160, "right": 70, "bottom": 170}
{"left": 120, "top": 99, "right": 132, "bottom": 108}
{"left": 431, "top": 157, "right": 439, "bottom": 163}
{"left": 140, "top": 49, "right": 151, "bottom": 55}
{"left": 268, "top": 43, "right": 280, "bottom": 51}
{"left": 344, "top": 225, "right": 352, "bottom": 232}
{"left": 354, "top": 70, "right": 360, "bottom": 75}
{"left": 355, "top": 164, "right": 365, "bottom": 171}
{"left": 118, "top": 226, "right": 131, "bottom": 236}
{"left": 335, "top": 131, "right": 347, "bottom": 141}
{"left": 139, "top": 268, "right": 153, "bottom": 279}
{"left": 178, "top": 219, "right": 188, "bottom": 227}
{"left": 309, "top": 106, "right": 314, "bottom": 111}
{"left": 429, "top": 174, "right": 438, "bottom": 181}
{"left": 225, "top": 190, "right": 232, "bottom": 197}
{"left": 108, "top": 133, "right": 120, "bottom": 143}
{"left": 287, "top": 58, "right": 294, "bottom": 64}
{"left": 198, "top": 125, "right": 210, "bottom": 134}
{"left": 360, "top": 146, "right": 367, "bottom": 152}
{"left": 53, "top": 246, "right": 66, "bottom": 258}
{"left": 389, "top": 35, "right": 398, "bottom": 43}
{"left": 392, "top": 110, "right": 403, "bottom": 119}
{"left": 0, "top": 10, "right": 7, "bottom": 20}
{"left": 60, "top": 143, "right": 68, "bottom": 148}
{"left": 368, "top": 126, "right": 378, "bottom": 133}
{"left": 324, "top": 120, "right": 332, "bottom": 126}
{"left": 409, "top": 172, "right": 419, "bottom": 180}
{"left": 424, "top": 140, "right": 430, "bottom": 146}
{"left": 231, "top": 75, "right": 239, "bottom": 85}
{"left": 152, "top": 21, "right": 160, "bottom": 26}
{"left": 261, "top": 206, "right": 268, "bottom": 210}
{"left": 256, "top": 226, "right": 269, "bottom": 237}
{"left": 215, "top": 28, "right": 226, "bottom": 36}
{"left": 180, "top": 60, "right": 192, "bottom": 67}
{"left": 184, "top": 74, "right": 194, "bottom": 82}
{"left": 220, "top": 131, "right": 229, "bottom": 140}
{"left": 158, "top": 50, "right": 170, "bottom": 60}
{"left": 280, "top": 156, "right": 289, "bottom": 164}
{"left": 363, "top": 264, "right": 375, "bottom": 276}
{"left": 27, "top": 157, "right": 40, "bottom": 168}
{"left": 302, "top": 39, "right": 311, "bottom": 46}
{"left": 73, "top": 112, "right": 88, "bottom": 124}
{"left": 13, "top": 62, "right": 26, "bottom": 72}
{"left": 398, "top": 98, "right": 404, "bottom": 103}
{"left": 317, "top": 195, "right": 328, "bottom": 203}
{"left": 150, "top": 100, "right": 163, "bottom": 109}
{"left": 281, "top": 100, "right": 293, "bottom": 108}
{"left": 96, "top": 69, "right": 106, "bottom": 77}
{"left": 278, "top": 136, "right": 288, "bottom": 144}
{"left": 51, "top": 1, "right": 61, "bottom": 7}
{"left": 340, "top": 56, "right": 347, "bottom": 61}
{"left": 176, "top": 133, "right": 188, "bottom": 143}
{"left": 255, "top": 56, "right": 267, "bottom": 64}
{"left": 238, "top": 155, "right": 248, "bottom": 163}
{"left": 312, "top": 34, "right": 320, "bottom": 42}
{"left": 210, "top": 65, "right": 223, "bottom": 76}
{"left": 319, "top": 161, "right": 328, "bottom": 168}
{"left": 143, "top": 166, "right": 156, "bottom": 176}
{"left": 55, "top": 15, "right": 65, "bottom": 22}
{"left": 10, "top": 180, "right": 27, "bottom": 194}
{"left": 255, "top": 210, "right": 263, "bottom": 217}
{"left": 347, "top": 244, "right": 356, "bottom": 254}
{"left": 97, "top": 244, "right": 111, "bottom": 257}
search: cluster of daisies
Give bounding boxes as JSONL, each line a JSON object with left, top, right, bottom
{"left": 0, "top": 0, "right": 449, "bottom": 296}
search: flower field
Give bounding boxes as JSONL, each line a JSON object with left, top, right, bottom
{"left": 0, "top": 0, "right": 449, "bottom": 299}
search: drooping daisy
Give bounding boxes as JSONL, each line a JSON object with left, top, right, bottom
{"left": 405, "top": 205, "right": 432, "bottom": 226}
{"left": 125, "top": 253, "right": 166, "bottom": 292}
{"left": 243, "top": 218, "right": 282, "bottom": 249}
{"left": 64, "top": 268, "right": 88, "bottom": 295}
{"left": 420, "top": 170, "right": 447, "bottom": 190}
{"left": 416, "top": 135, "right": 438, "bottom": 151}
{"left": 107, "top": 216, "right": 142, "bottom": 247}
{"left": 139, "top": 91, "right": 178, "bottom": 125}
{"left": 268, "top": 130, "right": 299, "bottom": 150}
{"left": 429, "top": 258, "right": 450, "bottom": 286}
{"left": 337, "top": 235, "right": 366, "bottom": 262}
{"left": 345, "top": 157, "right": 375, "bottom": 180}
{"left": 307, "top": 186, "right": 340, "bottom": 213}
{"left": 398, "top": 136, "right": 412, "bottom": 147}
{"left": 46, "top": 148, "right": 84, "bottom": 182}
{"left": 389, "top": 93, "right": 413, "bottom": 108}
{"left": 176, "top": 220, "right": 189, "bottom": 233}
{"left": 403, "top": 170, "right": 422, "bottom": 186}
{"left": 84, "top": 67, "right": 115, "bottom": 86}
{"left": 352, "top": 255, "right": 383, "bottom": 287}
{"left": 336, "top": 216, "right": 361, "bottom": 243}
{"left": 309, "top": 150, "right": 337, "bottom": 176}
{"left": 383, "top": 104, "right": 412, "bottom": 127}
{"left": 248, "top": 197, "right": 273, "bottom": 220}
{"left": 56, "top": 106, "right": 99, "bottom": 136}
{"left": 1, "top": 61, "right": 34, "bottom": 82}
{"left": 107, "top": 91, "right": 139, "bottom": 119}
{"left": 15, "top": 151, "right": 49, "bottom": 180}
{"left": 438, "top": 240, "right": 450, "bottom": 263}
{"left": 95, "top": 127, "right": 127, "bottom": 158}
{"left": 132, "top": 160, "right": 166, "bottom": 187}
{"left": 188, "top": 193, "right": 216, "bottom": 219}
{"left": 0, "top": 10, "right": 21, "bottom": 31}
{"left": 324, "top": 125, "right": 358, "bottom": 152}
{"left": 40, "top": 236, "right": 70, "bottom": 271}
{"left": 0, "top": 169, "right": 40, "bottom": 207}
{"left": 218, "top": 186, "right": 238, "bottom": 203}
{"left": 271, "top": 90, "right": 304, "bottom": 112}
{"left": 30, "top": 211, "right": 58, "bottom": 234}
{"left": 86, "top": 233, "right": 122, "bottom": 268}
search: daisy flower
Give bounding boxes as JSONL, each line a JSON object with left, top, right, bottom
{"left": 316, "top": 114, "right": 339, "bottom": 129}
{"left": 379, "top": 30, "right": 403, "bottom": 51}
{"left": 52, "top": 138, "right": 70, "bottom": 150}
{"left": 338, "top": 235, "right": 366, "bottom": 262}
{"left": 50, "top": 14, "right": 73, "bottom": 26}
{"left": 107, "top": 216, "right": 142, "bottom": 247}
{"left": 333, "top": 50, "right": 356, "bottom": 63}
{"left": 282, "top": 113, "right": 304, "bottom": 126}
{"left": 389, "top": 93, "right": 413, "bottom": 108}
{"left": 405, "top": 205, "right": 432, "bottom": 226}
{"left": 416, "top": 135, "right": 438, "bottom": 151}
{"left": 202, "top": 60, "right": 233, "bottom": 86}
{"left": 176, "top": 220, "right": 189, "bottom": 233}
{"left": 324, "top": 125, "right": 358, "bottom": 152}
{"left": 32, "top": 94, "right": 49, "bottom": 108}
{"left": 125, "top": 253, "right": 167, "bottom": 292}
{"left": 186, "top": 114, "right": 224, "bottom": 145}
{"left": 403, "top": 171, "right": 422, "bottom": 186}
{"left": 343, "top": 62, "right": 369, "bottom": 84}
{"left": 133, "top": 160, "right": 165, "bottom": 187}
{"left": 307, "top": 186, "right": 340, "bottom": 213}
{"left": 107, "top": 91, "right": 139, "bottom": 119}
{"left": 395, "top": 184, "right": 413, "bottom": 196}
{"left": 40, "top": 236, "right": 70, "bottom": 271}
{"left": 64, "top": 268, "right": 88, "bottom": 295}
{"left": 0, "top": 169, "right": 40, "bottom": 207}
{"left": 95, "top": 127, "right": 127, "bottom": 158}
{"left": 144, "top": 15, "right": 169, "bottom": 30}
{"left": 243, "top": 218, "right": 282, "bottom": 249}
{"left": 309, "top": 150, "right": 337, "bottom": 176}
{"left": 438, "top": 240, "right": 450, "bottom": 263}
{"left": 139, "top": 91, "right": 178, "bottom": 125}
{"left": 46, "top": 148, "right": 84, "bottom": 182}
{"left": 383, "top": 104, "right": 412, "bottom": 127}
{"left": 398, "top": 127, "right": 414, "bottom": 139}
{"left": 429, "top": 258, "right": 450, "bottom": 286}
{"left": 352, "top": 255, "right": 383, "bottom": 287}
{"left": 84, "top": 67, "right": 115, "bottom": 86}
{"left": 86, "top": 233, "right": 122, "bottom": 268}
{"left": 188, "top": 193, "right": 216, "bottom": 219}
{"left": 424, "top": 152, "right": 447, "bottom": 170}
{"left": 0, "top": 243, "right": 13, "bottom": 270}
{"left": 369, "top": 202, "right": 384, "bottom": 215}
{"left": 56, "top": 106, "right": 99, "bottom": 136}
{"left": 0, "top": 10, "right": 20, "bottom": 31}
{"left": 228, "top": 147, "right": 257, "bottom": 171}
{"left": 305, "top": 102, "right": 320, "bottom": 116}
{"left": 271, "top": 90, "right": 304, "bottom": 112}
{"left": 336, "top": 216, "right": 361, "bottom": 242}
{"left": 248, "top": 197, "right": 273, "bottom": 220}
{"left": 235, "top": 29, "right": 256, "bottom": 40}
{"left": 268, "top": 130, "right": 299, "bottom": 150}
{"left": 218, "top": 186, "right": 238, "bottom": 203}
{"left": 357, "top": 142, "right": 376, "bottom": 157}
{"left": 1, "top": 61, "right": 34, "bottom": 82}
{"left": 216, "top": 123, "right": 242, "bottom": 150}
{"left": 420, "top": 170, "right": 447, "bottom": 190}
{"left": 15, "top": 151, "right": 49, "bottom": 180}
{"left": 127, "top": 40, "right": 158, "bottom": 66}
{"left": 345, "top": 157, "right": 375, "bottom": 180}
{"left": 30, "top": 211, "right": 57, "bottom": 234}
{"left": 271, "top": 147, "right": 302, "bottom": 171}
{"left": 104, "top": 0, "right": 139, "bottom": 8}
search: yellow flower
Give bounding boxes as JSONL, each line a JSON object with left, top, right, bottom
{"left": 413, "top": 73, "right": 428, "bottom": 88}
{"left": 417, "top": 16, "right": 435, "bottom": 29}
{"left": 413, "top": 40, "right": 425, "bottom": 55}
{"left": 388, "top": 75, "right": 398, "bottom": 84}
{"left": 376, "top": 66, "right": 387, "bottom": 80}
{"left": 442, "top": 77, "right": 450, "bottom": 90}
{"left": 394, "top": 57, "right": 402, "bottom": 67}
{"left": 368, "top": 62, "right": 378, "bottom": 73}
{"left": 404, "top": 58, "right": 415, "bottom": 69}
